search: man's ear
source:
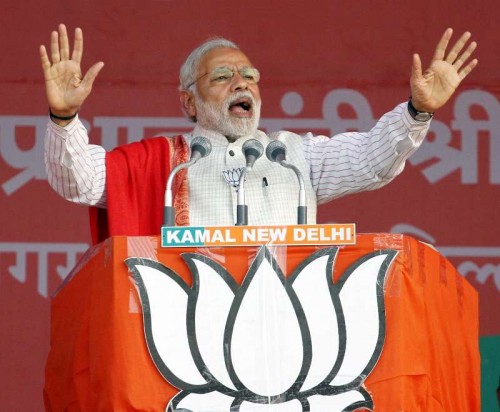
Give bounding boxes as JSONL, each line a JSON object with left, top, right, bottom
{"left": 180, "top": 90, "right": 197, "bottom": 119}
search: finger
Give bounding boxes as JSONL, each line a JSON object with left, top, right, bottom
{"left": 59, "top": 24, "right": 70, "bottom": 61}
{"left": 458, "top": 59, "right": 479, "bottom": 81}
{"left": 453, "top": 41, "right": 477, "bottom": 71}
{"left": 411, "top": 53, "right": 423, "bottom": 80}
{"left": 40, "top": 45, "right": 52, "bottom": 71}
{"left": 432, "top": 27, "right": 453, "bottom": 61}
{"left": 50, "top": 30, "right": 60, "bottom": 64}
{"left": 445, "top": 31, "right": 472, "bottom": 64}
{"left": 72, "top": 27, "right": 83, "bottom": 63}
{"left": 81, "top": 61, "right": 105, "bottom": 90}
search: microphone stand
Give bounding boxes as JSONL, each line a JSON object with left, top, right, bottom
{"left": 279, "top": 161, "right": 307, "bottom": 225}
{"left": 164, "top": 161, "right": 192, "bottom": 227}
{"left": 163, "top": 136, "right": 211, "bottom": 226}
{"left": 235, "top": 169, "right": 248, "bottom": 226}
{"left": 236, "top": 139, "right": 264, "bottom": 226}
{"left": 265, "top": 140, "right": 307, "bottom": 225}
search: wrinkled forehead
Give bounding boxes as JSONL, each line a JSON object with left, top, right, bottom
{"left": 197, "top": 47, "right": 254, "bottom": 76}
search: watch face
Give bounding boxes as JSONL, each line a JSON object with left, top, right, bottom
{"left": 415, "top": 112, "right": 432, "bottom": 121}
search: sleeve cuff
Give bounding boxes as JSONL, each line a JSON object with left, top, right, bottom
{"left": 401, "top": 102, "right": 432, "bottom": 129}
{"left": 48, "top": 114, "right": 81, "bottom": 138}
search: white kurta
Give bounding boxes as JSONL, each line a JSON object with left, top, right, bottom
{"left": 44, "top": 102, "right": 429, "bottom": 225}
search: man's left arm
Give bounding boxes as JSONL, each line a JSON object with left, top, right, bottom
{"left": 304, "top": 101, "right": 429, "bottom": 204}
{"left": 306, "top": 28, "right": 478, "bottom": 204}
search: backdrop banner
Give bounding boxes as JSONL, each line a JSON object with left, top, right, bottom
{"left": 0, "top": 1, "right": 498, "bottom": 410}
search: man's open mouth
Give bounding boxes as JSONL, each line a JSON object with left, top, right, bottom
{"left": 229, "top": 97, "right": 253, "bottom": 116}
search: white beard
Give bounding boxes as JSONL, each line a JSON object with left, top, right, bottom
{"left": 194, "top": 91, "right": 261, "bottom": 140}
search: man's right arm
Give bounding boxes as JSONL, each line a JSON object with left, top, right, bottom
{"left": 45, "top": 116, "right": 107, "bottom": 207}
{"left": 41, "top": 23, "right": 107, "bottom": 207}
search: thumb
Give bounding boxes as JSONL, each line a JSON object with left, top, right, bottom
{"left": 81, "top": 61, "right": 104, "bottom": 90}
{"left": 411, "top": 53, "right": 423, "bottom": 81}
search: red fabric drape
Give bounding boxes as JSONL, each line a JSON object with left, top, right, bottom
{"left": 89, "top": 136, "right": 189, "bottom": 244}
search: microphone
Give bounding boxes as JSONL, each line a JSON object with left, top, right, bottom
{"left": 190, "top": 135, "right": 212, "bottom": 162}
{"left": 242, "top": 139, "right": 264, "bottom": 171}
{"left": 163, "top": 136, "right": 212, "bottom": 226}
{"left": 236, "top": 139, "right": 264, "bottom": 226}
{"left": 266, "top": 140, "right": 307, "bottom": 225}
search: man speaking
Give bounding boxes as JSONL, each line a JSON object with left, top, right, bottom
{"left": 40, "top": 24, "right": 477, "bottom": 241}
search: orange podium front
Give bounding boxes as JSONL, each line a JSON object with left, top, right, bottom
{"left": 44, "top": 234, "right": 480, "bottom": 411}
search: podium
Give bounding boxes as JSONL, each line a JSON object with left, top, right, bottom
{"left": 44, "top": 234, "right": 480, "bottom": 411}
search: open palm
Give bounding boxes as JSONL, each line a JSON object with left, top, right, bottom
{"left": 40, "top": 24, "right": 103, "bottom": 117}
{"left": 410, "top": 28, "right": 478, "bottom": 113}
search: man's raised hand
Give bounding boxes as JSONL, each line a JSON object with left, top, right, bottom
{"left": 410, "top": 28, "right": 478, "bottom": 113}
{"left": 40, "top": 24, "right": 104, "bottom": 121}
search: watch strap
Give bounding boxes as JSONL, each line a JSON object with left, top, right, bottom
{"left": 407, "top": 98, "right": 433, "bottom": 121}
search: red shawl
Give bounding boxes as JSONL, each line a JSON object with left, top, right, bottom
{"left": 89, "top": 136, "right": 189, "bottom": 244}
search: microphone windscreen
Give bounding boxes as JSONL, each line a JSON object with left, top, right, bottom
{"left": 190, "top": 136, "right": 212, "bottom": 158}
{"left": 242, "top": 139, "right": 264, "bottom": 160}
{"left": 265, "top": 140, "right": 287, "bottom": 162}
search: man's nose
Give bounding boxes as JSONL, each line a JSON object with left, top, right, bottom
{"left": 230, "top": 72, "right": 249, "bottom": 91}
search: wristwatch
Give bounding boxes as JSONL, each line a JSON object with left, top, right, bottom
{"left": 407, "top": 98, "right": 433, "bottom": 122}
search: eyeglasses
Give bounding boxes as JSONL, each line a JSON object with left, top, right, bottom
{"left": 187, "top": 66, "right": 261, "bottom": 89}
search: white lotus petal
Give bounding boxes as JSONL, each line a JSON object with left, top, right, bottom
{"left": 292, "top": 253, "right": 339, "bottom": 391}
{"left": 171, "top": 390, "right": 234, "bottom": 411}
{"left": 239, "top": 398, "right": 303, "bottom": 411}
{"left": 308, "top": 390, "right": 367, "bottom": 411}
{"left": 230, "top": 256, "right": 304, "bottom": 396}
{"left": 330, "top": 253, "right": 394, "bottom": 386}
{"left": 192, "top": 258, "right": 237, "bottom": 389}
{"left": 133, "top": 263, "right": 206, "bottom": 385}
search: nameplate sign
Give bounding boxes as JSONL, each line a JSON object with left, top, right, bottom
{"left": 161, "top": 224, "right": 356, "bottom": 248}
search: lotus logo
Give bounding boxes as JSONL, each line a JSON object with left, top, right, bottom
{"left": 126, "top": 247, "right": 397, "bottom": 411}
{"left": 222, "top": 168, "right": 244, "bottom": 188}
